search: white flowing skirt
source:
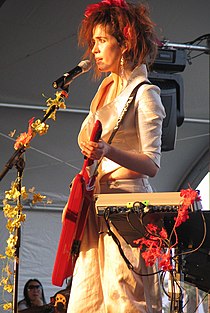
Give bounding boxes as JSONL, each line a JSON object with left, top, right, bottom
{"left": 67, "top": 178, "right": 162, "bottom": 313}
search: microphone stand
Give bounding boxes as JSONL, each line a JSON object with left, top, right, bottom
{"left": 13, "top": 157, "right": 25, "bottom": 313}
{"left": 0, "top": 91, "right": 68, "bottom": 182}
{"left": 168, "top": 247, "right": 184, "bottom": 313}
{"left": 161, "top": 40, "right": 210, "bottom": 54}
{"left": 0, "top": 89, "right": 68, "bottom": 313}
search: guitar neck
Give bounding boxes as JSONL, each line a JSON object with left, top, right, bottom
{"left": 81, "top": 120, "right": 102, "bottom": 176}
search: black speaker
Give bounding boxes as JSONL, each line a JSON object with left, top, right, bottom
{"left": 149, "top": 72, "right": 184, "bottom": 151}
{"left": 163, "top": 211, "right": 210, "bottom": 293}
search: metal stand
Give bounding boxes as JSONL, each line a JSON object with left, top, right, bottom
{"left": 168, "top": 248, "right": 184, "bottom": 313}
{"left": 13, "top": 157, "right": 25, "bottom": 313}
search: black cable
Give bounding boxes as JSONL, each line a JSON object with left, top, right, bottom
{"left": 103, "top": 207, "right": 163, "bottom": 277}
{"left": 173, "top": 210, "right": 207, "bottom": 259}
{"left": 182, "top": 33, "right": 210, "bottom": 45}
{"left": 187, "top": 52, "right": 206, "bottom": 63}
{"left": 192, "top": 291, "right": 210, "bottom": 313}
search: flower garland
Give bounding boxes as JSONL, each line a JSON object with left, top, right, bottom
{"left": 0, "top": 182, "right": 47, "bottom": 310}
{"left": 134, "top": 188, "right": 201, "bottom": 272}
{"left": 0, "top": 91, "right": 66, "bottom": 311}
{"left": 14, "top": 91, "right": 67, "bottom": 151}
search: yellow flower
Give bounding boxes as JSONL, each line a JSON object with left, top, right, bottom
{"left": 31, "top": 119, "right": 49, "bottom": 136}
{"left": 45, "top": 91, "right": 66, "bottom": 120}
{"left": 32, "top": 193, "right": 46, "bottom": 204}
{"left": 5, "top": 246, "right": 16, "bottom": 258}
{"left": 7, "top": 215, "right": 26, "bottom": 232}
{"left": 8, "top": 129, "right": 16, "bottom": 138}
{"left": 5, "top": 182, "right": 20, "bottom": 201}
{"left": 7, "top": 234, "right": 18, "bottom": 248}
{"left": 21, "top": 186, "right": 28, "bottom": 200}
{"left": 4, "top": 284, "right": 13, "bottom": 293}
{"left": 4, "top": 264, "right": 13, "bottom": 276}
{"left": 28, "top": 187, "right": 35, "bottom": 193}
{"left": 3, "top": 302, "right": 12, "bottom": 310}
{"left": 0, "top": 277, "right": 8, "bottom": 285}
{"left": 47, "top": 198, "right": 53, "bottom": 204}
{"left": 19, "top": 213, "right": 26, "bottom": 223}
{"left": 6, "top": 220, "right": 15, "bottom": 233}
{"left": 3, "top": 203, "right": 15, "bottom": 218}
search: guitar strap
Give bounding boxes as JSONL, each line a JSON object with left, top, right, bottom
{"left": 93, "top": 80, "right": 151, "bottom": 174}
{"left": 107, "top": 80, "right": 151, "bottom": 144}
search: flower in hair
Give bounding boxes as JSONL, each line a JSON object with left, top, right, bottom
{"left": 84, "top": 0, "right": 128, "bottom": 18}
{"left": 102, "top": 0, "right": 128, "bottom": 7}
{"left": 123, "top": 24, "right": 132, "bottom": 40}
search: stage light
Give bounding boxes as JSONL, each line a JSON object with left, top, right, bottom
{"left": 149, "top": 72, "right": 184, "bottom": 151}
{"left": 149, "top": 49, "right": 186, "bottom": 151}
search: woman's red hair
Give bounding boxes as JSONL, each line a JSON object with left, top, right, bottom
{"left": 78, "top": 1, "right": 158, "bottom": 78}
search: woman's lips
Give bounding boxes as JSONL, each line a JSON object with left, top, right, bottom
{"left": 95, "top": 58, "right": 102, "bottom": 64}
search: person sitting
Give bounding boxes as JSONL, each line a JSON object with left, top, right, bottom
{"left": 18, "top": 279, "right": 46, "bottom": 311}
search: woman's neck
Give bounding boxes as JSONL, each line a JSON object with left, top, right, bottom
{"left": 112, "top": 68, "right": 132, "bottom": 95}
{"left": 96, "top": 69, "right": 132, "bottom": 110}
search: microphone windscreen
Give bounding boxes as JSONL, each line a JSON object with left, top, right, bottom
{"left": 78, "top": 60, "right": 92, "bottom": 72}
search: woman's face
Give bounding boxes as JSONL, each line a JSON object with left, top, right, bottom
{"left": 27, "top": 281, "right": 42, "bottom": 302}
{"left": 91, "top": 24, "right": 123, "bottom": 74}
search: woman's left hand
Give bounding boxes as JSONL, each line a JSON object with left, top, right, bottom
{"left": 80, "top": 139, "right": 109, "bottom": 160}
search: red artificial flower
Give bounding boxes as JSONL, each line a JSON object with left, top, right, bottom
{"left": 146, "top": 223, "right": 158, "bottom": 233}
{"left": 174, "top": 206, "right": 189, "bottom": 227}
{"left": 103, "top": 0, "right": 128, "bottom": 6}
{"left": 159, "top": 227, "right": 168, "bottom": 239}
{"left": 84, "top": 4, "right": 100, "bottom": 17}
{"left": 142, "top": 247, "right": 162, "bottom": 267}
{"left": 174, "top": 188, "right": 201, "bottom": 227}
{"left": 180, "top": 188, "right": 201, "bottom": 203}
{"left": 134, "top": 237, "right": 159, "bottom": 250}
{"left": 159, "top": 252, "right": 173, "bottom": 272}
{"left": 84, "top": 0, "right": 128, "bottom": 18}
{"left": 14, "top": 117, "right": 35, "bottom": 150}
{"left": 134, "top": 188, "right": 200, "bottom": 272}
{"left": 123, "top": 25, "right": 132, "bottom": 40}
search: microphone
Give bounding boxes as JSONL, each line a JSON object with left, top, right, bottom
{"left": 52, "top": 60, "right": 92, "bottom": 89}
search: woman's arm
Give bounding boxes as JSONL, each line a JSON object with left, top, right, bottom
{"left": 80, "top": 86, "right": 165, "bottom": 178}
{"left": 80, "top": 140, "right": 159, "bottom": 177}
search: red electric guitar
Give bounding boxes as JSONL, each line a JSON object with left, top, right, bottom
{"left": 52, "top": 120, "right": 102, "bottom": 287}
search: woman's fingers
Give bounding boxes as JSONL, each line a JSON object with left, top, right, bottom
{"left": 80, "top": 140, "right": 104, "bottom": 159}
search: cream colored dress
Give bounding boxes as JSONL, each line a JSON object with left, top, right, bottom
{"left": 67, "top": 65, "right": 166, "bottom": 313}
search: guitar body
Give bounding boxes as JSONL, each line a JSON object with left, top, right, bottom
{"left": 52, "top": 173, "right": 85, "bottom": 286}
{"left": 52, "top": 120, "right": 102, "bottom": 287}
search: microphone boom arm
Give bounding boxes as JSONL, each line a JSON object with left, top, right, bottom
{"left": 162, "top": 40, "right": 210, "bottom": 54}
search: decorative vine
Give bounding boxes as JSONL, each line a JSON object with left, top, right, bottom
{"left": 0, "top": 90, "right": 67, "bottom": 311}
{"left": 134, "top": 188, "right": 201, "bottom": 272}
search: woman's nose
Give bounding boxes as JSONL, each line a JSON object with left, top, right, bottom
{"left": 92, "top": 42, "right": 99, "bottom": 54}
